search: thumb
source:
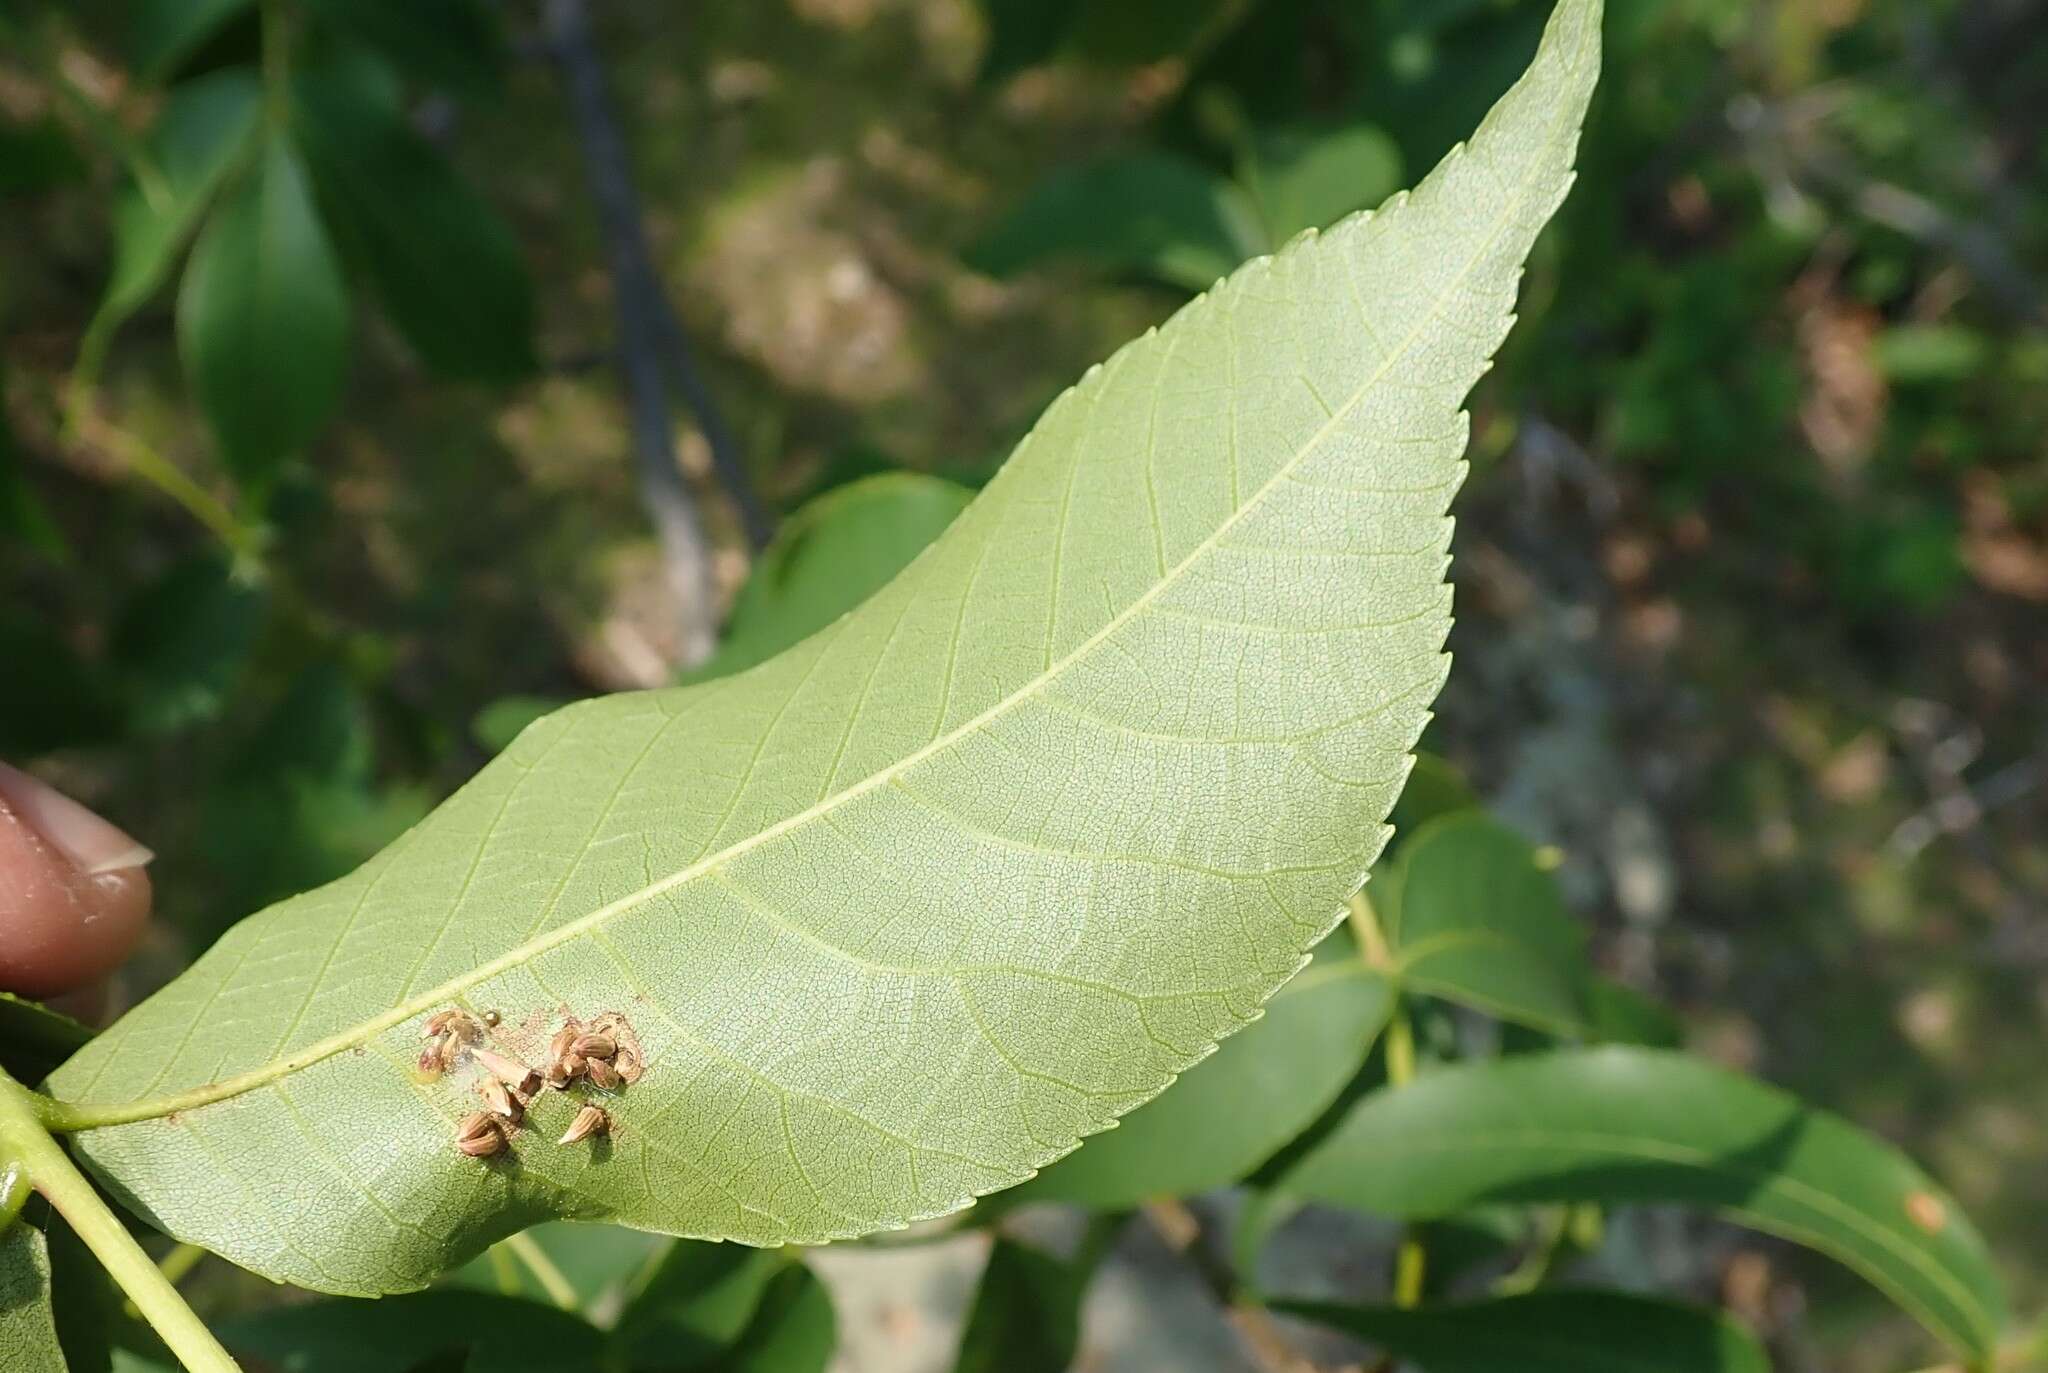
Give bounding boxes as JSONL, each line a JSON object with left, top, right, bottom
{"left": 0, "top": 761, "right": 153, "bottom": 1000}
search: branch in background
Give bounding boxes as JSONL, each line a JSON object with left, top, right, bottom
{"left": 1726, "top": 93, "right": 2047, "bottom": 326}
{"left": 543, "top": 0, "right": 719, "bottom": 668}
{"left": 539, "top": 0, "right": 775, "bottom": 558}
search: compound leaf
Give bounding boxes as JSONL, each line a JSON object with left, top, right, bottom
{"left": 49, "top": 0, "right": 1601, "bottom": 1296}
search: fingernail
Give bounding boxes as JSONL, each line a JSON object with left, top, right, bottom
{"left": 0, "top": 761, "right": 154, "bottom": 876}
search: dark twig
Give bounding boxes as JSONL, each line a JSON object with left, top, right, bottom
{"left": 539, "top": 0, "right": 774, "bottom": 553}
{"left": 543, "top": 0, "right": 720, "bottom": 665}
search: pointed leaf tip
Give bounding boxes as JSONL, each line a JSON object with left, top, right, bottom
{"left": 55, "top": 9, "right": 1602, "bottom": 1294}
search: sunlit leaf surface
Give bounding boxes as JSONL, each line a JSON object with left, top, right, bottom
{"left": 51, "top": 0, "right": 1600, "bottom": 1294}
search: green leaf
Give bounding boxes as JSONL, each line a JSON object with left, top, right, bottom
{"left": 40, "top": 1215, "right": 115, "bottom": 1373}
{"left": 1584, "top": 976, "right": 1683, "bottom": 1049}
{"left": 127, "top": 0, "right": 254, "bottom": 78}
{"left": 0, "top": 994, "right": 95, "bottom": 1088}
{"left": 1250, "top": 125, "right": 1405, "bottom": 243}
{"left": 1275, "top": 1046, "right": 2006, "bottom": 1359}
{"left": 966, "top": 152, "right": 1257, "bottom": 292}
{"left": 952, "top": 1233, "right": 1109, "bottom": 1373}
{"left": 1382, "top": 814, "right": 1590, "bottom": 1033}
{"left": 713, "top": 1262, "right": 836, "bottom": 1373}
{"left": 299, "top": 0, "right": 505, "bottom": 101}
{"left": 221, "top": 1290, "right": 606, "bottom": 1373}
{"left": 688, "top": 473, "right": 974, "bottom": 683}
{"left": 0, "top": 1223, "right": 67, "bottom": 1373}
{"left": 1277, "top": 1290, "right": 1770, "bottom": 1373}
{"left": 1004, "top": 962, "right": 1391, "bottom": 1207}
{"left": 177, "top": 132, "right": 351, "bottom": 489}
{"left": 611, "top": 1242, "right": 785, "bottom": 1368}
{"left": 95, "top": 69, "right": 264, "bottom": 359}
{"left": 51, "top": 0, "right": 1599, "bottom": 1295}
{"left": 293, "top": 57, "right": 534, "bottom": 381}
{"left": 1384, "top": 750, "right": 1476, "bottom": 844}
{"left": 109, "top": 556, "right": 266, "bottom": 736}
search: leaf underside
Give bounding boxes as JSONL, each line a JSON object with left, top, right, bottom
{"left": 50, "top": 0, "right": 1601, "bottom": 1294}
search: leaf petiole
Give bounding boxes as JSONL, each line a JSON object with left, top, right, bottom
{"left": 0, "top": 1070, "right": 242, "bottom": 1373}
{"left": 499, "top": 1231, "right": 580, "bottom": 1311}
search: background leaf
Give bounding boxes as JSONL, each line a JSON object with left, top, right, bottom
{"left": 952, "top": 1232, "right": 1111, "bottom": 1373}
{"left": 177, "top": 132, "right": 351, "bottom": 489}
{"left": 711, "top": 1263, "right": 835, "bottom": 1373}
{"left": 611, "top": 1241, "right": 785, "bottom": 1369}
{"left": 126, "top": 0, "right": 254, "bottom": 79}
{"left": 40, "top": 1215, "right": 115, "bottom": 1373}
{"left": 688, "top": 472, "right": 973, "bottom": 683}
{"left": 0, "top": 994, "right": 95, "bottom": 1088}
{"left": 108, "top": 556, "right": 265, "bottom": 736}
{"left": 95, "top": 69, "right": 263, "bottom": 359}
{"left": 1276, "top": 1046, "right": 2006, "bottom": 1358}
{"left": 0, "top": 1223, "right": 67, "bottom": 1373}
{"left": 966, "top": 152, "right": 1256, "bottom": 292}
{"left": 299, "top": 0, "right": 505, "bottom": 102}
{"left": 1277, "top": 1290, "right": 1770, "bottom": 1373}
{"left": 51, "top": 0, "right": 1598, "bottom": 1294}
{"left": 1249, "top": 124, "right": 1405, "bottom": 243}
{"left": 220, "top": 1290, "right": 606, "bottom": 1373}
{"left": 196, "top": 665, "right": 429, "bottom": 942}
{"left": 293, "top": 56, "right": 534, "bottom": 381}
{"left": 1004, "top": 959, "right": 1391, "bottom": 1207}
{"left": 1381, "top": 813, "right": 1591, "bottom": 1033}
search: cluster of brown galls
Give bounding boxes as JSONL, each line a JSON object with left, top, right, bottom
{"left": 418, "top": 1008, "right": 644, "bottom": 1159}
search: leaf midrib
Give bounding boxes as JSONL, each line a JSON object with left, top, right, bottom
{"left": 56, "top": 76, "right": 1581, "bottom": 1133}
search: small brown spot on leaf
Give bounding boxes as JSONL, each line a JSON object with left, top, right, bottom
{"left": 1905, "top": 1191, "right": 1946, "bottom": 1234}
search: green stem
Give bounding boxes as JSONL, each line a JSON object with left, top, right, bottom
{"left": 61, "top": 386, "right": 262, "bottom": 566}
{"left": 1346, "top": 889, "right": 1392, "bottom": 970}
{"left": 0, "top": 1073, "right": 242, "bottom": 1373}
{"left": 1493, "top": 1205, "right": 1570, "bottom": 1296}
{"left": 1353, "top": 888, "right": 1428, "bottom": 1314}
{"left": 500, "top": 1231, "right": 579, "bottom": 1311}
{"left": 1382, "top": 1008, "right": 1427, "bottom": 1309}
